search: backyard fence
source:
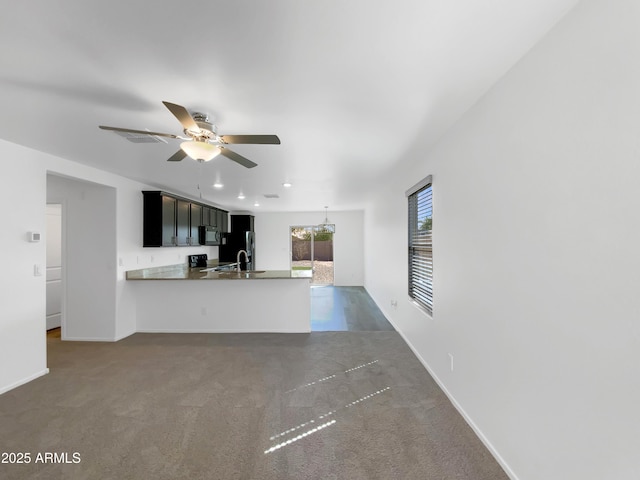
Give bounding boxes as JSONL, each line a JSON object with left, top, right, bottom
{"left": 291, "top": 240, "right": 334, "bottom": 261}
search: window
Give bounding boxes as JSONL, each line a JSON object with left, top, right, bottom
{"left": 407, "top": 176, "right": 433, "bottom": 315}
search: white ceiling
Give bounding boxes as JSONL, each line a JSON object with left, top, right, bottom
{"left": 0, "top": 0, "right": 578, "bottom": 212}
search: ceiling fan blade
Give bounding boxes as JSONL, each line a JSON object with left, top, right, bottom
{"left": 162, "top": 101, "right": 201, "bottom": 134}
{"left": 219, "top": 147, "right": 258, "bottom": 168}
{"left": 167, "top": 149, "right": 188, "bottom": 162}
{"left": 99, "top": 125, "right": 180, "bottom": 139}
{"left": 219, "top": 134, "right": 281, "bottom": 145}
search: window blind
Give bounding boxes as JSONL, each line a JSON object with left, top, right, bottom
{"left": 408, "top": 180, "right": 433, "bottom": 315}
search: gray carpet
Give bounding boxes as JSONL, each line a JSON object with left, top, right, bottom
{"left": 0, "top": 329, "right": 507, "bottom": 479}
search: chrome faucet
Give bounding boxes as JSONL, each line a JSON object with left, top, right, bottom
{"left": 236, "top": 250, "right": 249, "bottom": 272}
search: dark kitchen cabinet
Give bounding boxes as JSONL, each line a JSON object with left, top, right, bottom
{"left": 216, "top": 210, "right": 225, "bottom": 232}
{"left": 189, "top": 203, "right": 202, "bottom": 245}
{"left": 143, "top": 191, "right": 177, "bottom": 247}
{"left": 201, "top": 206, "right": 227, "bottom": 231}
{"left": 176, "top": 200, "right": 191, "bottom": 246}
{"left": 220, "top": 211, "right": 228, "bottom": 233}
{"left": 202, "top": 207, "right": 213, "bottom": 227}
{"left": 161, "top": 195, "right": 177, "bottom": 246}
{"left": 231, "top": 214, "right": 254, "bottom": 232}
{"left": 143, "top": 191, "right": 228, "bottom": 247}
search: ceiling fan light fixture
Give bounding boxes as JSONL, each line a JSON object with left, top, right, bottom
{"left": 180, "top": 140, "right": 220, "bottom": 162}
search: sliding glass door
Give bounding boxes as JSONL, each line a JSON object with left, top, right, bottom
{"left": 290, "top": 225, "right": 334, "bottom": 284}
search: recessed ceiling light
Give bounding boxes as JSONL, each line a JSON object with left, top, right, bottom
{"left": 283, "top": 182, "right": 292, "bottom": 188}
{"left": 238, "top": 193, "right": 245, "bottom": 200}
{"left": 213, "top": 183, "right": 224, "bottom": 188}
{"left": 254, "top": 202, "right": 260, "bottom": 207}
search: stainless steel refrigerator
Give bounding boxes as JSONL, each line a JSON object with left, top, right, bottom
{"left": 219, "top": 231, "right": 255, "bottom": 270}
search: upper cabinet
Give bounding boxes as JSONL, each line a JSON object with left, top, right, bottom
{"left": 201, "top": 205, "right": 228, "bottom": 232}
{"left": 189, "top": 203, "right": 202, "bottom": 245}
{"left": 202, "top": 207, "right": 213, "bottom": 227}
{"left": 161, "top": 195, "right": 177, "bottom": 246}
{"left": 216, "top": 209, "right": 226, "bottom": 231}
{"left": 221, "top": 211, "right": 229, "bottom": 233}
{"left": 143, "top": 192, "right": 175, "bottom": 247}
{"left": 142, "top": 191, "right": 228, "bottom": 247}
{"left": 176, "top": 199, "right": 191, "bottom": 246}
{"left": 231, "top": 214, "right": 254, "bottom": 232}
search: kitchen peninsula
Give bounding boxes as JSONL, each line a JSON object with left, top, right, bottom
{"left": 126, "top": 263, "right": 311, "bottom": 333}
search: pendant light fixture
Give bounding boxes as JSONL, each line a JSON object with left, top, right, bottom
{"left": 319, "top": 206, "right": 335, "bottom": 233}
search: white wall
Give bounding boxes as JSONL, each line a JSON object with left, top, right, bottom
{"left": 0, "top": 138, "right": 218, "bottom": 393}
{"left": 0, "top": 145, "right": 48, "bottom": 394}
{"left": 363, "top": 0, "right": 640, "bottom": 478}
{"left": 254, "top": 210, "right": 364, "bottom": 286}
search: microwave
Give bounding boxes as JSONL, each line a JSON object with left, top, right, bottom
{"left": 198, "top": 226, "right": 221, "bottom": 246}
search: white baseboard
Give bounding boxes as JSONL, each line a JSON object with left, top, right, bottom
{"left": 62, "top": 336, "right": 118, "bottom": 342}
{"left": 114, "top": 329, "right": 137, "bottom": 341}
{"left": 137, "top": 328, "right": 311, "bottom": 334}
{"left": 394, "top": 327, "right": 519, "bottom": 480}
{"left": 46, "top": 313, "right": 61, "bottom": 330}
{"left": 363, "top": 287, "right": 519, "bottom": 480}
{"left": 63, "top": 329, "right": 137, "bottom": 342}
{"left": 62, "top": 328, "right": 311, "bottom": 340}
{"left": 0, "top": 368, "right": 50, "bottom": 396}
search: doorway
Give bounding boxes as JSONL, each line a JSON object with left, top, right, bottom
{"left": 46, "top": 173, "right": 117, "bottom": 341}
{"left": 290, "top": 225, "right": 335, "bottom": 284}
{"left": 46, "top": 204, "right": 63, "bottom": 331}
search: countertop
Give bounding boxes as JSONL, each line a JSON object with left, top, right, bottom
{"left": 126, "top": 262, "right": 309, "bottom": 280}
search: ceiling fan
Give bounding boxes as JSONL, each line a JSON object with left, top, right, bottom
{"left": 99, "top": 101, "right": 280, "bottom": 168}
